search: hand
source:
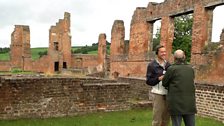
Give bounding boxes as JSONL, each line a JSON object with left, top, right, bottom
{"left": 158, "top": 75, "right": 164, "bottom": 81}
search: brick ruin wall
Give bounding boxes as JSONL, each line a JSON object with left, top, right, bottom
{"left": 0, "top": 76, "right": 130, "bottom": 119}
{"left": 0, "top": 61, "right": 11, "bottom": 71}
{"left": 0, "top": 12, "right": 101, "bottom": 75}
{"left": 110, "top": 15, "right": 154, "bottom": 78}
{"left": 110, "top": 0, "right": 224, "bottom": 80}
{"left": 0, "top": 76, "right": 223, "bottom": 122}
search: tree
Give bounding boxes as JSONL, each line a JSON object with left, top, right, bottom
{"left": 152, "top": 14, "right": 193, "bottom": 62}
{"left": 0, "top": 47, "right": 10, "bottom": 54}
{"left": 173, "top": 14, "right": 193, "bottom": 62}
{"left": 152, "top": 29, "right": 161, "bottom": 51}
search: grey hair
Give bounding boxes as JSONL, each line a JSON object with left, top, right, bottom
{"left": 174, "top": 50, "right": 186, "bottom": 63}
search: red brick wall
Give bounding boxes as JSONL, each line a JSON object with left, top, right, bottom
{"left": 48, "top": 12, "right": 71, "bottom": 71}
{"left": 160, "top": 16, "right": 174, "bottom": 60}
{"left": 110, "top": 62, "right": 148, "bottom": 77}
{"left": 129, "top": 7, "right": 150, "bottom": 61}
{"left": 110, "top": 20, "right": 125, "bottom": 59}
{"left": 195, "top": 83, "right": 224, "bottom": 123}
{"left": 97, "top": 33, "right": 107, "bottom": 72}
{"left": 0, "top": 76, "right": 130, "bottom": 119}
{"left": 0, "top": 62, "right": 11, "bottom": 71}
{"left": 71, "top": 54, "right": 98, "bottom": 70}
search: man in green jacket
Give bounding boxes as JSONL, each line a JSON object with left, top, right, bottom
{"left": 162, "top": 50, "right": 197, "bottom": 126}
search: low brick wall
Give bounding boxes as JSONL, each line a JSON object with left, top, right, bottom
{"left": 118, "top": 77, "right": 151, "bottom": 101}
{"left": 0, "top": 76, "right": 223, "bottom": 123}
{"left": 195, "top": 83, "right": 224, "bottom": 123}
{"left": 0, "top": 61, "right": 11, "bottom": 71}
{"left": 0, "top": 76, "right": 130, "bottom": 119}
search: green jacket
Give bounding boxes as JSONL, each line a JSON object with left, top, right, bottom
{"left": 162, "top": 63, "right": 197, "bottom": 115}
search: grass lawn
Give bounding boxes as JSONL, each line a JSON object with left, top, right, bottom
{"left": 0, "top": 109, "right": 222, "bottom": 126}
{"left": 31, "top": 47, "right": 48, "bottom": 60}
{"left": 0, "top": 47, "right": 82, "bottom": 61}
{"left": 0, "top": 52, "right": 10, "bottom": 60}
{"left": 88, "top": 50, "right": 98, "bottom": 54}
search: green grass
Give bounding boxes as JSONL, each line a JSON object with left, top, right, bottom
{"left": 0, "top": 52, "right": 10, "bottom": 60}
{"left": 0, "top": 47, "right": 83, "bottom": 61}
{"left": 71, "top": 46, "right": 81, "bottom": 52}
{"left": 0, "top": 109, "right": 222, "bottom": 126}
{"left": 88, "top": 50, "right": 98, "bottom": 54}
{"left": 31, "top": 47, "right": 48, "bottom": 60}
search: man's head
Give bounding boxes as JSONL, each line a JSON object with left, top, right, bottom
{"left": 156, "top": 45, "right": 166, "bottom": 60}
{"left": 174, "top": 49, "right": 186, "bottom": 63}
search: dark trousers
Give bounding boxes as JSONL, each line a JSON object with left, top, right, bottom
{"left": 171, "top": 114, "right": 195, "bottom": 126}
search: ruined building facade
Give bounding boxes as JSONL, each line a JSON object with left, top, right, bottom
{"left": 0, "top": 1, "right": 223, "bottom": 83}
{"left": 0, "top": 12, "right": 105, "bottom": 74}
{"left": 110, "top": 0, "right": 224, "bottom": 84}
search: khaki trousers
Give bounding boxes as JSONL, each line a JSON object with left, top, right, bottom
{"left": 152, "top": 93, "right": 170, "bottom": 126}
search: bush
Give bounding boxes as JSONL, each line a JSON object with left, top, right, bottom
{"left": 38, "top": 51, "right": 48, "bottom": 58}
{"left": 11, "top": 68, "right": 23, "bottom": 73}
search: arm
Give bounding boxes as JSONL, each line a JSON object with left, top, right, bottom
{"left": 146, "top": 63, "right": 160, "bottom": 86}
{"left": 162, "top": 67, "right": 172, "bottom": 88}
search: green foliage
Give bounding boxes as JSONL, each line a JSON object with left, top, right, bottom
{"left": 203, "top": 42, "right": 220, "bottom": 53}
{"left": 0, "top": 47, "right": 10, "bottom": 61}
{"left": 72, "top": 42, "right": 111, "bottom": 55}
{"left": 0, "top": 47, "right": 10, "bottom": 53}
{"left": 0, "top": 45, "right": 106, "bottom": 61}
{"left": 71, "top": 46, "right": 81, "bottom": 52}
{"left": 153, "top": 14, "right": 193, "bottom": 62}
{"left": 31, "top": 48, "right": 48, "bottom": 60}
{"left": 11, "top": 68, "right": 23, "bottom": 73}
{"left": 173, "top": 14, "right": 193, "bottom": 62}
{"left": 152, "top": 29, "right": 161, "bottom": 51}
{"left": 38, "top": 50, "right": 48, "bottom": 58}
{"left": 0, "top": 109, "right": 222, "bottom": 126}
{"left": 73, "top": 45, "right": 98, "bottom": 54}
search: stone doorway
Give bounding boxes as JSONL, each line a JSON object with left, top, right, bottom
{"left": 54, "top": 62, "right": 59, "bottom": 71}
{"left": 63, "top": 62, "right": 67, "bottom": 69}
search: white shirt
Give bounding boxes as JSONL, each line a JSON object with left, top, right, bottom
{"left": 151, "top": 59, "right": 168, "bottom": 95}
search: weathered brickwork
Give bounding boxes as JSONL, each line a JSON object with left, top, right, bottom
{"left": 97, "top": 33, "right": 107, "bottom": 72}
{"left": 195, "top": 47, "right": 224, "bottom": 84}
{"left": 117, "top": 77, "right": 151, "bottom": 101}
{"left": 110, "top": 0, "right": 224, "bottom": 80}
{"left": 195, "top": 83, "right": 224, "bottom": 123}
{"left": 1, "top": 76, "right": 222, "bottom": 122}
{"left": 160, "top": 16, "right": 174, "bottom": 60}
{"left": 129, "top": 7, "right": 150, "bottom": 60}
{"left": 110, "top": 8, "right": 152, "bottom": 78}
{"left": 71, "top": 54, "right": 98, "bottom": 74}
{"left": 0, "top": 12, "right": 104, "bottom": 75}
{"left": 0, "top": 76, "right": 130, "bottom": 119}
{"left": 0, "top": 61, "right": 11, "bottom": 71}
{"left": 110, "top": 20, "right": 126, "bottom": 60}
{"left": 110, "top": 62, "right": 149, "bottom": 77}
{"left": 0, "top": 0, "right": 224, "bottom": 123}
{"left": 48, "top": 12, "right": 72, "bottom": 72}
{"left": 10, "top": 25, "right": 31, "bottom": 70}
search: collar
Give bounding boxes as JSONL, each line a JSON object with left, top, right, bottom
{"left": 155, "top": 58, "right": 167, "bottom": 67}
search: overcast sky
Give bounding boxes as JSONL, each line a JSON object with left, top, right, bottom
{"left": 0, "top": 0, "right": 223, "bottom": 48}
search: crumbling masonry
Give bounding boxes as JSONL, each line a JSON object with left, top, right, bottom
{"left": 0, "top": 0, "right": 224, "bottom": 123}
{"left": 0, "top": 12, "right": 104, "bottom": 74}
